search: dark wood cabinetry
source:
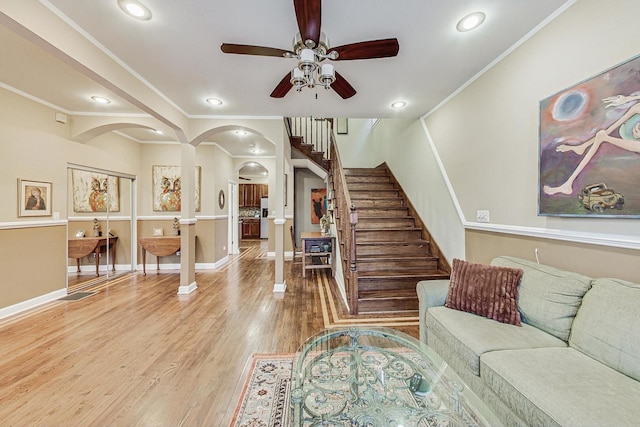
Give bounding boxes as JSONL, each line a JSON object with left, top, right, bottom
{"left": 239, "top": 184, "right": 268, "bottom": 207}
{"left": 241, "top": 218, "right": 261, "bottom": 239}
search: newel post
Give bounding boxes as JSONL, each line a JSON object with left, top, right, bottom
{"left": 349, "top": 205, "right": 358, "bottom": 272}
{"left": 349, "top": 204, "right": 358, "bottom": 314}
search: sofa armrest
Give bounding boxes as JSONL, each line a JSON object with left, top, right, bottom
{"left": 417, "top": 279, "right": 450, "bottom": 344}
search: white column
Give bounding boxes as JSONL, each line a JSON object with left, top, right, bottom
{"left": 178, "top": 143, "right": 197, "bottom": 295}
{"left": 273, "top": 128, "right": 286, "bottom": 293}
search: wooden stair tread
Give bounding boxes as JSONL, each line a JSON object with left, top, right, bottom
{"left": 358, "top": 269, "right": 449, "bottom": 278}
{"left": 357, "top": 254, "right": 437, "bottom": 261}
{"left": 358, "top": 289, "right": 419, "bottom": 298}
{"left": 356, "top": 240, "right": 431, "bottom": 246}
{"left": 356, "top": 226, "right": 422, "bottom": 231}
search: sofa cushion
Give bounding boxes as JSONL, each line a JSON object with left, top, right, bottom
{"left": 570, "top": 277, "right": 640, "bottom": 382}
{"left": 491, "top": 256, "right": 592, "bottom": 341}
{"left": 481, "top": 347, "right": 640, "bottom": 427}
{"left": 445, "top": 259, "right": 523, "bottom": 325}
{"left": 425, "top": 306, "right": 566, "bottom": 375}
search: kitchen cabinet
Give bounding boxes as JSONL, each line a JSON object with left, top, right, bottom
{"left": 241, "top": 219, "right": 261, "bottom": 239}
{"left": 239, "top": 184, "right": 268, "bottom": 207}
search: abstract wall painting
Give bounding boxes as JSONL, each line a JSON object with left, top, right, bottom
{"left": 310, "top": 188, "right": 327, "bottom": 224}
{"left": 539, "top": 54, "right": 640, "bottom": 217}
{"left": 71, "top": 170, "right": 120, "bottom": 213}
{"left": 152, "top": 165, "right": 201, "bottom": 212}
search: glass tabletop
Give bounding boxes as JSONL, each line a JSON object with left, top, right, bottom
{"left": 289, "top": 327, "right": 502, "bottom": 427}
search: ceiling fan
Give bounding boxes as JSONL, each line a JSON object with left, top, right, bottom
{"left": 220, "top": 0, "right": 399, "bottom": 99}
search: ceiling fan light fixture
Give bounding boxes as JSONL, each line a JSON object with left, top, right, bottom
{"left": 291, "top": 68, "right": 307, "bottom": 91}
{"left": 298, "top": 49, "right": 317, "bottom": 76}
{"left": 456, "top": 12, "right": 486, "bottom": 32}
{"left": 319, "top": 64, "right": 335, "bottom": 89}
{"left": 117, "top": 0, "right": 152, "bottom": 21}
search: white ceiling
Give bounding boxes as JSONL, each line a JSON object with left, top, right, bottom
{"left": 0, "top": 0, "right": 570, "bottom": 155}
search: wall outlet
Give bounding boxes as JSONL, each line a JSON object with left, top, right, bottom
{"left": 476, "top": 210, "right": 490, "bottom": 223}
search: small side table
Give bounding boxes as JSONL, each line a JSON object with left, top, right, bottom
{"left": 300, "top": 232, "right": 335, "bottom": 278}
{"left": 68, "top": 236, "right": 118, "bottom": 276}
{"left": 139, "top": 236, "right": 181, "bottom": 275}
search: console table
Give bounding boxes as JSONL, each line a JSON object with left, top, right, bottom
{"left": 139, "top": 236, "right": 181, "bottom": 275}
{"left": 300, "top": 232, "right": 335, "bottom": 278}
{"left": 68, "top": 236, "right": 118, "bottom": 276}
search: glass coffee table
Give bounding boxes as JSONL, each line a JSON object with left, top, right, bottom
{"left": 289, "top": 327, "right": 502, "bottom": 427}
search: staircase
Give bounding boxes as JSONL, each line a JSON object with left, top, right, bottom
{"left": 290, "top": 135, "right": 330, "bottom": 171}
{"left": 285, "top": 117, "right": 450, "bottom": 315}
{"left": 287, "top": 117, "right": 332, "bottom": 171}
{"left": 343, "top": 166, "right": 450, "bottom": 314}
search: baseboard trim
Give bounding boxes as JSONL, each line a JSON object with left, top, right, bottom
{"left": 177, "top": 281, "right": 197, "bottom": 295}
{"left": 273, "top": 281, "right": 286, "bottom": 293}
{"left": 0, "top": 288, "right": 67, "bottom": 321}
{"left": 267, "top": 251, "right": 293, "bottom": 259}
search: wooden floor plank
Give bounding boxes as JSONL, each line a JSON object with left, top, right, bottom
{"left": 0, "top": 240, "right": 418, "bottom": 426}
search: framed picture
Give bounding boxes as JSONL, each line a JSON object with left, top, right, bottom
{"left": 337, "top": 118, "right": 348, "bottom": 135}
{"left": 18, "top": 179, "right": 52, "bottom": 217}
{"left": 71, "top": 170, "right": 120, "bottom": 213}
{"left": 153, "top": 228, "right": 164, "bottom": 236}
{"left": 539, "top": 53, "right": 640, "bottom": 217}
{"left": 152, "top": 165, "right": 201, "bottom": 212}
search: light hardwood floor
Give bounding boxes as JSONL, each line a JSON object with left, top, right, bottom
{"left": 0, "top": 240, "right": 418, "bottom": 426}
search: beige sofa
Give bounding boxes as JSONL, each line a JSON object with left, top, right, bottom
{"left": 417, "top": 256, "right": 640, "bottom": 426}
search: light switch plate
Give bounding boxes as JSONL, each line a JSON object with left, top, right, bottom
{"left": 476, "top": 210, "right": 490, "bottom": 223}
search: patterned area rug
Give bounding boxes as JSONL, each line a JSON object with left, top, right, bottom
{"left": 231, "top": 354, "right": 292, "bottom": 427}
{"left": 230, "top": 351, "right": 494, "bottom": 427}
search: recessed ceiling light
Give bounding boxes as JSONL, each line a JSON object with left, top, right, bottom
{"left": 153, "top": 129, "right": 163, "bottom": 134}
{"left": 456, "top": 12, "right": 486, "bottom": 32}
{"left": 206, "top": 98, "right": 223, "bottom": 106}
{"left": 117, "top": 0, "right": 152, "bottom": 21}
{"left": 235, "top": 130, "right": 248, "bottom": 136}
{"left": 91, "top": 96, "right": 111, "bottom": 104}
{"left": 391, "top": 101, "right": 406, "bottom": 109}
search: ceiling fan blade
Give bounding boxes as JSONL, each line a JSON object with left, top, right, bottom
{"left": 270, "top": 73, "right": 293, "bottom": 98}
{"left": 332, "top": 72, "right": 356, "bottom": 99}
{"left": 221, "top": 43, "right": 292, "bottom": 58}
{"left": 294, "top": 0, "right": 321, "bottom": 47}
{"left": 329, "top": 38, "right": 399, "bottom": 60}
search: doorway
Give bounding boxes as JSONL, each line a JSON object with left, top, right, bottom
{"left": 238, "top": 162, "right": 269, "bottom": 242}
{"left": 66, "top": 165, "right": 136, "bottom": 293}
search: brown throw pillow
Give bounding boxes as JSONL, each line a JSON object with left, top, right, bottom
{"left": 445, "top": 259, "right": 523, "bottom": 326}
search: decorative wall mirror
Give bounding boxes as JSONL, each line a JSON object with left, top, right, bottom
{"left": 218, "top": 189, "right": 225, "bottom": 209}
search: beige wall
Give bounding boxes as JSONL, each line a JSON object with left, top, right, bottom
{"left": 0, "top": 225, "right": 67, "bottom": 307}
{"left": 466, "top": 229, "right": 640, "bottom": 282}
{"left": 426, "top": 0, "right": 640, "bottom": 236}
